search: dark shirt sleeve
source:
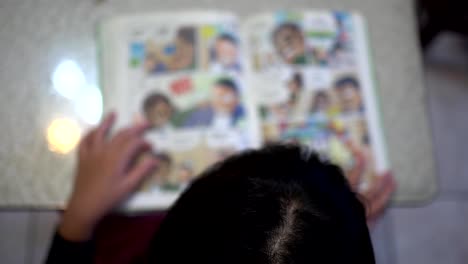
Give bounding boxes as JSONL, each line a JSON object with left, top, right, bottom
{"left": 45, "top": 231, "right": 94, "bottom": 264}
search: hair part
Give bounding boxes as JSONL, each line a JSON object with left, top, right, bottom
{"left": 149, "top": 144, "right": 374, "bottom": 264}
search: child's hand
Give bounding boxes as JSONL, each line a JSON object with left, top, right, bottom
{"left": 360, "top": 172, "right": 396, "bottom": 228}
{"left": 345, "top": 141, "right": 397, "bottom": 228}
{"left": 59, "top": 112, "right": 158, "bottom": 241}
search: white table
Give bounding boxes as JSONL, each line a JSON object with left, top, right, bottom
{"left": 0, "top": 0, "right": 436, "bottom": 207}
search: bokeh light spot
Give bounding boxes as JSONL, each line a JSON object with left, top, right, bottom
{"left": 46, "top": 118, "right": 81, "bottom": 154}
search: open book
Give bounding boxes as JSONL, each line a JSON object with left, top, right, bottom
{"left": 99, "top": 10, "right": 389, "bottom": 210}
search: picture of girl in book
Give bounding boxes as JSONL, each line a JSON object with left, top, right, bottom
{"left": 143, "top": 26, "right": 196, "bottom": 74}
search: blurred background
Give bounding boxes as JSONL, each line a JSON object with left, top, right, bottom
{"left": 0, "top": 0, "right": 467, "bottom": 263}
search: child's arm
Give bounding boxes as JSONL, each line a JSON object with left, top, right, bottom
{"left": 46, "top": 113, "right": 158, "bottom": 263}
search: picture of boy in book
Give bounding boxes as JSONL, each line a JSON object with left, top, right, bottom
{"left": 333, "top": 76, "right": 364, "bottom": 114}
{"left": 140, "top": 152, "right": 173, "bottom": 192}
{"left": 182, "top": 78, "right": 245, "bottom": 129}
{"left": 211, "top": 33, "right": 241, "bottom": 73}
{"left": 272, "top": 22, "right": 307, "bottom": 64}
{"left": 143, "top": 26, "right": 196, "bottom": 74}
{"left": 142, "top": 92, "right": 175, "bottom": 130}
{"left": 169, "top": 27, "right": 196, "bottom": 71}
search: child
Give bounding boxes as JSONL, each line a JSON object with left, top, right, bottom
{"left": 142, "top": 92, "right": 175, "bottom": 130}
{"left": 211, "top": 33, "right": 241, "bottom": 73}
{"left": 272, "top": 23, "right": 307, "bottom": 64}
{"left": 46, "top": 113, "right": 395, "bottom": 264}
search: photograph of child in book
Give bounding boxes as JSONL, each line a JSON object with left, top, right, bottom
{"left": 132, "top": 74, "right": 250, "bottom": 193}
{"left": 209, "top": 33, "right": 241, "bottom": 73}
{"left": 140, "top": 77, "right": 245, "bottom": 130}
{"left": 196, "top": 23, "right": 242, "bottom": 74}
{"left": 333, "top": 76, "right": 364, "bottom": 114}
{"left": 249, "top": 11, "right": 356, "bottom": 71}
{"left": 129, "top": 22, "right": 242, "bottom": 75}
{"left": 181, "top": 78, "right": 245, "bottom": 129}
{"left": 138, "top": 144, "right": 242, "bottom": 193}
{"left": 260, "top": 73, "right": 373, "bottom": 185}
{"left": 142, "top": 93, "right": 175, "bottom": 130}
{"left": 139, "top": 150, "right": 198, "bottom": 193}
{"left": 260, "top": 71, "right": 310, "bottom": 122}
{"left": 128, "top": 26, "right": 197, "bottom": 74}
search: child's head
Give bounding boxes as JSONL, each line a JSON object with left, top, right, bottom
{"left": 214, "top": 33, "right": 238, "bottom": 67}
{"left": 333, "top": 76, "right": 362, "bottom": 113}
{"left": 211, "top": 78, "right": 240, "bottom": 114}
{"left": 287, "top": 72, "right": 303, "bottom": 94}
{"left": 143, "top": 93, "right": 174, "bottom": 128}
{"left": 272, "top": 23, "right": 306, "bottom": 64}
{"left": 150, "top": 145, "right": 374, "bottom": 263}
{"left": 170, "top": 27, "right": 196, "bottom": 70}
{"left": 311, "top": 90, "right": 331, "bottom": 113}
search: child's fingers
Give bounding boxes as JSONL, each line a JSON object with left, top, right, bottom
{"left": 347, "top": 148, "right": 366, "bottom": 188}
{"left": 111, "top": 121, "right": 151, "bottom": 146}
{"left": 94, "top": 112, "right": 116, "bottom": 146}
{"left": 360, "top": 173, "right": 384, "bottom": 218}
{"left": 78, "top": 128, "right": 98, "bottom": 155}
{"left": 369, "top": 174, "right": 396, "bottom": 218}
{"left": 119, "top": 138, "right": 152, "bottom": 168}
{"left": 361, "top": 171, "right": 388, "bottom": 201}
{"left": 122, "top": 157, "right": 158, "bottom": 193}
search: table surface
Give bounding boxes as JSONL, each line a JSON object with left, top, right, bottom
{"left": 0, "top": 0, "right": 437, "bottom": 207}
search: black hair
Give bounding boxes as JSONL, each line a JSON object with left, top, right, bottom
{"left": 272, "top": 22, "right": 302, "bottom": 42}
{"left": 142, "top": 92, "right": 173, "bottom": 114}
{"left": 177, "top": 26, "right": 196, "bottom": 44}
{"left": 148, "top": 144, "right": 375, "bottom": 263}
{"left": 214, "top": 78, "right": 239, "bottom": 95}
{"left": 334, "top": 76, "right": 360, "bottom": 90}
{"left": 217, "top": 33, "right": 238, "bottom": 45}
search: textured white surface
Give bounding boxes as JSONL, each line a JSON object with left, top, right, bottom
{"left": 0, "top": 0, "right": 436, "bottom": 207}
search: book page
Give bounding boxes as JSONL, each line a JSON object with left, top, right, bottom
{"left": 100, "top": 11, "right": 260, "bottom": 210}
{"left": 242, "top": 11, "right": 389, "bottom": 190}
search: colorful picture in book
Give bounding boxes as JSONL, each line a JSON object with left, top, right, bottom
{"left": 128, "top": 22, "right": 241, "bottom": 76}
{"left": 199, "top": 24, "right": 241, "bottom": 74}
{"left": 260, "top": 71, "right": 373, "bottom": 182}
{"left": 135, "top": 74, "right": 247, "bottom": 131}
{"left": 138, "top": 142, "right": 239, "bottom": 193}
{"left": 128, "top": 25, "right": 197, "bottom": 74}
{"left": 249, "top": 11, "right": 356, "bottom": 71}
